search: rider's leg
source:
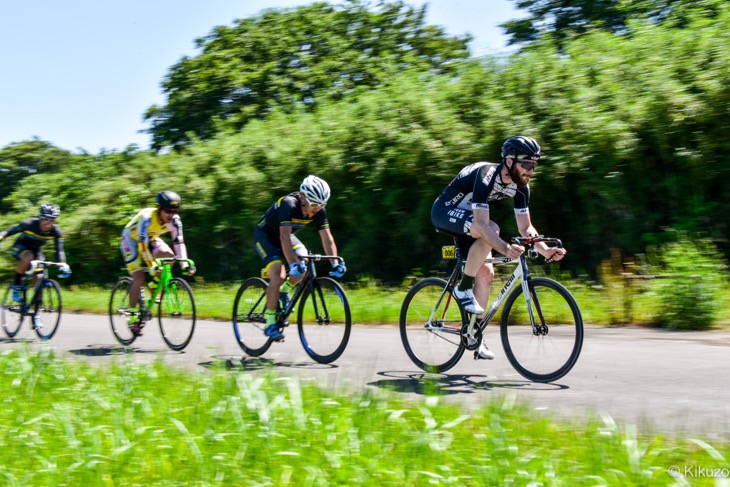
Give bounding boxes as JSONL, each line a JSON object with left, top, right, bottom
{"left": 473, "top": 260, "right": 495, "bottom": 316}
{"left": 266, "top": 261, "right": 286, "bottom": 313}
{"left": 129, "top": 269, "right": 146, "bottom": 309}
{"left": 14, "top": 251, "right": 33, "bottom": 285}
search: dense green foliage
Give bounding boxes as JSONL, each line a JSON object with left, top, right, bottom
{"left": 1, "top": 1, "right": 729, "bottom": 292}
{"left": 1, "top": 350, "right": 727, "bottom": 484}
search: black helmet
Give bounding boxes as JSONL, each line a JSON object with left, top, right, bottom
{"left": 155, "top": 190, "right": 181, "bottom": 209}
{"left": 501, "top": 136, "right": 541, "bottom": 159}
{"left": 39, "top": 203, "right": 61, "bottom": 220}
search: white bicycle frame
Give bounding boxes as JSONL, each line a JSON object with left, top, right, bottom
{"left": 426, "top": 250, "right": 541, "bottom": 345}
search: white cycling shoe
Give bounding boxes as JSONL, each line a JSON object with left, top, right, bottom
{"left": 453, "top": 286, "right": 484, "bottom": 315}
{"left": 476, "top": 341, "right": 495, "bottom": 360}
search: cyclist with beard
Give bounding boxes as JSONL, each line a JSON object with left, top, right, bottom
{"left": 431, "top": 136, "right": 566, "bottom": 360}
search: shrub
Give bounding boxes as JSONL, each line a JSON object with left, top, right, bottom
{"left": 654, "top": 238, "right": 727, "bottom": 330}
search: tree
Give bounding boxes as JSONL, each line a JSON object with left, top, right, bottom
{"left": 144, "top": 0, "right": 470, "bottom": 150}
{"left": 0, "top": 140, "right": 70, "bottom": 212}
{"left": 501, "top": 0, "right": 725, "bottom": 48}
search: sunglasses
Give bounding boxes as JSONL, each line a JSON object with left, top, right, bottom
{"left": 305, "top": 197, "right": 326, "bottom": 209}
{"left": 516, "top": 159, "right": 537, "bottom": 171}
{"left": 39, "top": 216, "right": 57, "bottom": 222}
{"left": 162, "top": 208, "right": 179, "bottom": 214}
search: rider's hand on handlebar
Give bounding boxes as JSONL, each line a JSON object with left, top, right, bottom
{"left": 329, "top": 262, "right": 346, "bottom": 278}
{"left": 545, "top": 247, "right": 567, "bottom": 263}
{"left": 289, "top": 260, "right": 306, "bottom": 278}
{"left": 504, "top": 244, "right": 525, "bottom": 260}
{"left": 58, "top": 263, "right": 72, "bottom": 278}
{"left": 182, "top": 265, "right": 196, "bottom": 276}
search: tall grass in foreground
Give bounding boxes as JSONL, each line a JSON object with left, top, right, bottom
{"left": 0, "top": 349, "right": 727, "bottom": 486}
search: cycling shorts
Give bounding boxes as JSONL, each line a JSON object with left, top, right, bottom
{"left": 11, "top": 243, "right": 43, "bottom": 261}
{"left": 120, "top": 236, "right": 171, "bottom": 273}
{"left": 253, "top": 227, "right": 308, "bottom": 276}
{"left": 431, "top": 201, "right": 478, "bottom": 259}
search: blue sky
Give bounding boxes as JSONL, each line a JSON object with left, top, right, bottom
{"left": 0, "top": 0, "right": 523, "bottom": 153}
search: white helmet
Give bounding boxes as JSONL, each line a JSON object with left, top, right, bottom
{"left": 300, "top": 175, "right": 330, "bottom": 206}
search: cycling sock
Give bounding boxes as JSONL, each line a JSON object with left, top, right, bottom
{"left": 265, "top": 309, "right": 277, "bottom": 326}
{"left": 13, "top": 273, "right": 23, "bottom": 286}
{"left": 459, "top": 274, "right": 475, "bottom": 291}
{"left": 279, "top": 279, "right": 295, "bottom": 294}
{"left": 128, "top": 307, "right": 139, "bottom": 324}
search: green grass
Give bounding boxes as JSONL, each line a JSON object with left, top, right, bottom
{"left": 1, "top": 348, "right": 727, "bottom": 485}
{"left": 61, "top": 277, "right": 730, "bottom": 328}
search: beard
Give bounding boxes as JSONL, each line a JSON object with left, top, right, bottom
{"left": 509, "top": 163, "right": 531, "bottom": 188}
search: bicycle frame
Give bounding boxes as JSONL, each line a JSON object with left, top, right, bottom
{"left": 24, "top": 261, "right": 62, "bottom": 309}
{"left": 141, "top": 257, "right": 194, "bottom": 316}
{"left": 278, "top": 254, "right": 343, "bottom": 323}
{"left": 431, "top": 237, "right": 560, "bottom": 343}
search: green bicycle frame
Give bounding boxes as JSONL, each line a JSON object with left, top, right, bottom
{"left": 144, "top": 258, "right": 195, "bottom": 312}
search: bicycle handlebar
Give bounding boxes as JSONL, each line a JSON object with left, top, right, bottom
{"left": 511, "top": 236, "right": 563, "bottom": 248}
{"left": 148, "top": 257, "right": 196, "bottom": 270}
{"left": 510, "top": 236, "right": 564, "bottom": 264}
{"left": 25, "top": 260, "right": 69, "bottom": 275}
{"left": 303, "top": 254, "right": 345, "bottom": 264}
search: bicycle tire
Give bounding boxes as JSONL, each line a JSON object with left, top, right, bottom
{"left": 400, "top": 277, "right": 467, "bottom": 373}
{"left": 109, "top": 277, "right": 138, "bottom": 346}
{"left": 500, "top": 277, "right": 583, "bottom": 383}
{"left": 1, "top": 282, "right": 24, "bottom": 338}
{"left": 297, "top": 277, "right": 352, "bottom": 364}
{"left": 232, "top": 277, "right": 273, "bottom": 357}
{"left": 33, "top": 279, "right": 62, "bottom": 340}
{"left": 158, "top": 277, "right": 196, "bottom": 351}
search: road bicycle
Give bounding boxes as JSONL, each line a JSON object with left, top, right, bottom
{"left": 232, "top": 254, "right": 351, "bottom": 364}
{"left": 109, "top": 257, "right": 197, "bottom": 351}
{"left": 1, "top": 260, "right": 69, "bottom": 340}
{"left": 400, "top": 236, "right": 583, "bottom": 383}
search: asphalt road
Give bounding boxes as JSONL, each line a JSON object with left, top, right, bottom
{"left": 2, "top": 312, "right": 729, "bottom": 437}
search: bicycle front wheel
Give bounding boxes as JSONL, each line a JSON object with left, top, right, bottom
{"left": 33, "top": 279, "right": 62, "bottom": 340}
{"left": 400, "top": 277, "right": 466, "bottom": 373}
{"left": 232, "top": 277, "right": 273, "bottom": 357}
{"left": 500, "top": 277, "right": 583, "bottom": 383}
{"left": 158, "top": 278, "right": 196, "bottom": 351}
{"left": 1, "top": 282, "right": 24, "bottom": 338}
{"left": 109, "top": 277, "right": 137, "bottom": 346}
{"left": 297, "top": 277, "right": 352, "bottom": 364}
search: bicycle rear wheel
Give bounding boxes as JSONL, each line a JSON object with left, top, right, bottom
{"left": 232, "top": 277, "right": 273, "bottom": 357}
{"left": 400, "top": 277, "right": 466, "bottom": 373}
{"left": 500, "top": 277, "right": 583, "bottom": 383}
{"left": 109, "top": 277, "right": 137, "bottom": 346}
{"left": 158, "top": 278, "right": 196, "bottom": 351}
{"left": 33, "top": 279, "right": 62, "bottom": 340}
{"left": 297, "top": 277, "right": 351, "bottom": 364}
{"left": 1, "top": 282, "right": 24, "bottom": 338}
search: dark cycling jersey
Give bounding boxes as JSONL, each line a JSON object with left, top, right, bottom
{"left": 0, "top": 218, "right": 66, "bottom": 262}
{"left": 432, "top": 162, "right": 530, "bottom": 239}
{"left": 257, "top": 193, "right": 329, "bottom": 239}
{"left": 435, "top": 162, "right": 530, "bottom": 213}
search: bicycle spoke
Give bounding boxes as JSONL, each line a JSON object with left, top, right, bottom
{"left": 33, "top": 280, "right": 62, "bottom": 340}
{"left": 158, "top": 278, "right": 196, "bottom": 351}
{"left": 400, "top": 278, "right": 466, "bottom": 373}
{"left": 297, "top": 277, "right": 351, "bottom": 364}
{"left": 109, "top": 277, "right": 137, "bottom": 346}
{"left": 232, "top": 277, "right": 273, "bottom": 357}
{"left": 1, "top": 283, "right": 24, "bottom": 338}
{"left": 501, "top": 278, "right": 583, "bottom": 382}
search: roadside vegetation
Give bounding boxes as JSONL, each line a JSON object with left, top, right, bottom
{"left": 61, "top": 238, "right": 729, "bottom": 330}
